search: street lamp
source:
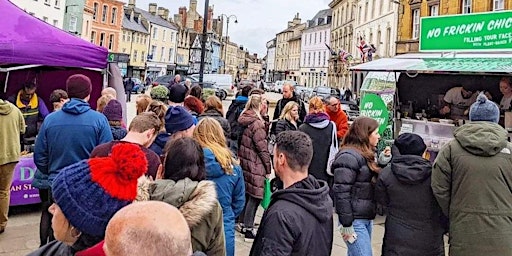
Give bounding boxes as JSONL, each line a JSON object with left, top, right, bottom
{"left": 220, "top": 14, "right": 238, "bottom": 74}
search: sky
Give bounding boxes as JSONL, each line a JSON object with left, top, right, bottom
{"left": 122, "top": 0, "right": 331, "bottom": 56}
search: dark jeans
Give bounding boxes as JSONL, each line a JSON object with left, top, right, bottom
{"left": 126, "top": 90, "right": 132, "bottom": 102}
{"left": 242, "top": 195, "right": 261, "bottom": 230}
{"left": 39, "top": 189, "right": 54, "bottom": 246}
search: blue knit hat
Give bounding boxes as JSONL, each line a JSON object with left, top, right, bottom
{"left": 165, "top": 106, "right": 195, "bottom": 134}
{"left": 469, "top": 93, "right": 500, "bottom": 123}
{"left": 52, "top": 143, "right": 148, "bottom": 237}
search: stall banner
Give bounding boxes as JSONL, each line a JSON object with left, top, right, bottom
{"left": 360, "top": 93, "right": 389, "bottom": 135}
{"left": 420, "top": 11, "right": 512, "bottom": 51}
{"left": 9, "top": 157, "right": 41, "bottom": 206}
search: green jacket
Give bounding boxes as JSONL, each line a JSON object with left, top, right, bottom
{"left": 138, "top": 177, "right": 226, "bottom": 256}
{"left": 432, "top": 122, "right": 512, "bottom": 256}
{"left": 0, "top": 100, "right": 25, "bottom": 166}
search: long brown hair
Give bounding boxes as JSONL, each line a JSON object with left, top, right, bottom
{"left": 341, "top": 117, "right": 380, "bottom": 171}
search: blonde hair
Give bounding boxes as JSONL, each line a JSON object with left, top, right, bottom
{"left": 244, "top": 94, "right": 263, "bottom": 121}
{"left": 146, "top": 101, "right": 168, "bottom": 132}
{"left": 97, "top": 94, "right": 114, "bottom": 112}
{"left": 279, "top": 101, "right": 299, "bottom": 121}
{"left": 136, "top": 94, "right": 152, "bottom": 115}
{"left": 308, "top": 96, "right": 326, "bottom": 114}
{"left": 193, "top": 118, "right": 238, "bottom": 175}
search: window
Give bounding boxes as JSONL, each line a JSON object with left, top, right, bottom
{"left": 93, "top": 3, "right": 98, "bottom": 20}
{"left": 111, "top": 7, "right": 117, "bottom": 24}
{"left": 108, "top": 34, "right": 114, "bottom": 50}
{"left": 44, "top": 0, "right": 50, "bottom": 5}
{"left": 170, "top": 32, "right": 174, "bottom": 42}
{"left": 90, "top": 31, "right": 96, "bottom": 43}
{"left": 364, "top": 2, "right": 368, "bottom": 21}
{"left": 386, "top": 27, "right": 391, "bottom": 57}
{"left": 150, "top": 45, "right": 156, "bottom": 60}
{"left": 163, "top": 30, "right": 166, "bottom": 42}
{"left": 53, "top": 20, "right": 58, "bottom": 27}
{"left": 412, "top": 9, "right": 420, "bottom": 39}
{"left": 160, "top": 47, "right": 165, "bottom": 61}
{"left": 99, "top": 33, "right": 105, "bottom": 47}
{"left": 54, "top": 0, "right": 59, "bottom": 7}
{"left": 122, "top": 31, "right": 126, "bottom": 41}
{"left": 324, "top": 31, "right": 327, "bottom": 42}
{"left": 318, "top": 51, "right": 321, "bottom": 65}
{"left": 102, "top": 5, "right": 108, "bottom": 22}
{"left": 323, "top": 51, "right": 326, "bottom": 66}
{"left": 85, "top": 21, "right": 89, "bottom": 36}
{"left": 371, "top": 0, "right": 375, "bottom": 19}
{"left": 141, "top": 51, "right": 145, "bottom": 62}
{"left": 462, "top": 0, "right": 471, "bottom": 14}
{"left": 308, "top": 52, "right": 311, "bottom": 66}
{"left": 133, "top": 50, "right": 138, "bottom": 62}
{"left": 494, "top": 0, "right": 504, "bottom": 10}
{"left": 69, "top": 16, "right": 77, "bottom": 32}
{"left": 428, "top": 4, "right": 439, "bottom": 16}
{"left": 313, "top": 52, "right": 316, "bottom": 66}
{"left": 169, "top": 48, "right": 174, "bottom": 63}
{"left": 43, "top": 16, "right": 48, "bottom": 22}
{"left": 314, "top": 32, "right": 317, "bottom": 44}
{"left": 379, "top": 0, "right": 384, "bottom": 15}
{"left": 152, "top": 27, "right": 158, "bottom": 39}
{"left": 358, "top": 6, "right": 362, "bottom": 23}
{"left": 127, "top": 33, "right": 131, "bottom": 42}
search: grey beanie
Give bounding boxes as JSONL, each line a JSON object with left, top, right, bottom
{"left": 469, "top": 93, "right": 500, "bottom": 123}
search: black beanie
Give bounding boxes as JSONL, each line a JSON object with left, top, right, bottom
{"left": 394, "top": 133, "right": 427, "bottom": 156}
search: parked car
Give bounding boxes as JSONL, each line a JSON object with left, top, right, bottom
{"left": 152, "top": 75, "right": 198, "bottom": 87}
{"left": 263, "top": 82, "right": 273, "bottom": 92}
{"left": 273, "top": 80, "right": 298, "bottom": 93}
{"left": 340, "top": 100, "right": 360, "bottom": 121}
{"left": 310, "top": 86, "right": 341, "bottom": 100}
{"left": 294, "top": 85, "right": 308, "bottom": 101}
{"left": 183, "top": 81, "right": 227, "bottom": 101}
{"left": 124, "top": 78, "right": 146, "bottom": 93}
{"left": 191, "top": 74, "right": 235, "bottom": 96}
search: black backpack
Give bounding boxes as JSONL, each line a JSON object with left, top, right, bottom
{"left": 226, "top": 101, "right": 246, "bottom": 143}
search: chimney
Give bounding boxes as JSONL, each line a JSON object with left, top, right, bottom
{"left": 190, "top": 0, "right": 197, "bottom": 12}
{"left": 149, "top": 3, "right": 157, "bottom": 15}
{"left": 293, "top": 13, "right": 301, "bottom": 25}
{"left": 157, "top": 7, "right": 166, "bottom": 19}
{"left": 174, "top": 14, "right": 182, "bottom": 26}
{"left": 288, "top": 21, "right": 294, "bottom": 28}
{"left": 128, "top": 0, "right": 135, "bottom": 9}
{"left": 207, "top": 6, "right": 213, "bottom": 31}
{"left": 179, "top": 7, "right": 187, "bottom": 27}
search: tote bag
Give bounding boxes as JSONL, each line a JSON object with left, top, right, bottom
{"left": 326, "top": 122, "right": 338, "bottom": 176}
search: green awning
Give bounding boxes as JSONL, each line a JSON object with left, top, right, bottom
{"left": 349, "top": 57, "right": 512, "bottom": 74}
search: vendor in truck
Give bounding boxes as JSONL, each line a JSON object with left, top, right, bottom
{"left": 499, "top": 77, "right": 512, "bottom": 111}
{"left": 439, "top": 85, "right": 476, "bottom": 120}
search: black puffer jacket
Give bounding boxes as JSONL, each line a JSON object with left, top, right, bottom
{"left": 274, "top": 118, "right": 298, "bottom": 134}
{"left": 332, "top": 149, "right": 376, "bottom": 227}
{"left": 250, "top": 175, "right": 333, "bottom": 256}
{"left": 376, "top": 155, "right": 446, "bottom": 256}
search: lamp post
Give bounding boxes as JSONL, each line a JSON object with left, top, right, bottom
{"left": 198, "top": 0, "right": 210, "bottom": 83}
{"left": 220, "top": 14, "right": 238, "bottom": 74}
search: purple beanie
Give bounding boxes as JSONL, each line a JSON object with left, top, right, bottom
{"left": 66, "top": 74, "right": 92, "bottom": 99}
{"left": 102, "top": 99, "right": 123, "bottom": 121}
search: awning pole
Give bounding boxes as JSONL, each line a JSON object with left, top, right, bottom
{"left": 4, "top": 71, "right": 10, "bottom": 93}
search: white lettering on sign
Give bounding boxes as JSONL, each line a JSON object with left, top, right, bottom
{"left": 441, "top": 22, "right": 485, "bottom": 37}
{"left": 487, "top": 17, "right": 512, "bottom": 31}
{"left": 360, "top": 109, "right": 383, "bottom": 118}
{"left": 427, "top": 28, "right": 441, "bottom": 38}
{"left": 363, "top": 102, "right": 373, "bottom": 109}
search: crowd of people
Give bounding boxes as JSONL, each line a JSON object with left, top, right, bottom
{"left": 0, "top": 76, "right": 511, "bottom": 256}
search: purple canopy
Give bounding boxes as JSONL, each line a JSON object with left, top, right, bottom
{"left": 0, "top": 0, "right": 107, "bottom": 69}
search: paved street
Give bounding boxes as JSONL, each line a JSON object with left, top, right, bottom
{"left": 0, "top": 91, "right": 446, "bottom": 255}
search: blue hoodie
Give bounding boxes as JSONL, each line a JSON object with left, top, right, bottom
{"left": 203, "top": 148, "right": 245, "bottom": 256}
{"left": 149, "top": 131, "right": 170, "bottom": 157}
{"left": 34, "top": 99, "right": 113, "bottom": 185}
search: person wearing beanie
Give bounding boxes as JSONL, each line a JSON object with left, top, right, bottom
{"left": 376, "top": 133, "right": 446, "bottom": 256}
{"left": 168, "top": 82, "right": 188, "bottom": 106}
{"left": 35, "top": 74, "right": 113, "bottom": 195}
{"left": 28, "top": 143, "right": 148, "bottom": 256}
{"left": 165, "top": 106, "right": 196, "bottom": 139}
{"left": 432, "top": 92, "right": 512, "bottom": 256}
{"left": 102, "top": 100, "right": 127, "bottom": 140}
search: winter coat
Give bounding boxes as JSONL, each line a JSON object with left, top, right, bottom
{"left": 332, "top": 149, "right": 377, "bottom": 227}
{"left": 203, "top": 148, "right": 245, "bottom": 256}
{"left": 110, "top": 126, "right": 127, "bottom": 140}
{"left": 199, "top": 109, "right": 231, "bottom": 140}
{"left": 138, "top": 177, "right": 226, "bottom": 256}
{"left": 432, "top": 122, "right": 512, "bottom": 256}
{"left": 238, "top": 109, "right": 271, "bottom": 199}
{"left": 325, "top": 107, "right": 349, "bottom": 140}
{"left": 226, "top": 96, "right": 248, "bottom": 141}
{"left": 274, "top": 118, "right": 298, "bottom": 134}
{"left": 0, "top": 99, "right": 25, "bottom": 166}
{"left": 250, "top": 175, "right": 334, "bottom": 256}
{"left": 34, "top": 99, "right": 113, "bottom": 185}
{"left": 376, "top": 155, "right": 446, "bottom": 256}
{"left": 299, "top": 113, "right": 335, "bottom": 183}
{"left": 149, "top": 131, "right": 170, "bottom": 157}
{"left": 272, "top": 92, "right": 307, "bottom": 122}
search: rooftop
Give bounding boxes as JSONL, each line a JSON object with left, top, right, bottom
{"left": 134, "top": 7, "right": 178, "bottom": 30}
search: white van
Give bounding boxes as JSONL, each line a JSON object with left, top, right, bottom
{"left": 191, "top": 74, "right": 235, "bottom": 95}
{"left": 274, "top": 80, "right": 298, "bottom": 93}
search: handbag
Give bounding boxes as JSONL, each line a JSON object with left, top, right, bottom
{"left": 326, "top": 122, "right": 339, "bottom": 176}
{"left": 260, "top": 178, "right": 272, "bottom": 210}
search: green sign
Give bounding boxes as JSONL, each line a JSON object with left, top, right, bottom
{"left": 360, "top": 93, "right": 389, "bottom": 134}
{"left": 107, "top": 53, "right": 115, "bottom": 62}
{"left": 420, "top": 11, "right": 512, "bottom": 51}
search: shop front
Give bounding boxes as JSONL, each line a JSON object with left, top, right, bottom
{"left": 108, "top": 53, "right": 130, "bottom": 77}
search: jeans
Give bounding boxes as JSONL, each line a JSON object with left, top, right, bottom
{"left": 243, "top": 195, "right": 261, "bottom": 229}
{"left": 345, "top": 219, "right": 373, "bottom": 256}
{"left": 0, "top": 162, "right": 16, "bottom": 229}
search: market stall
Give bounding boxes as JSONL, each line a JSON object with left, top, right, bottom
{"left": 350, "top": 11, "right": 512, "bottom": 161}
{"left": 0, "top": 0, "right": 109, "bottom": 206}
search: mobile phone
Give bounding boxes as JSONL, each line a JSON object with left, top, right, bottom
{"left": 347, "top": 233, "right": 358, "bottom": 244}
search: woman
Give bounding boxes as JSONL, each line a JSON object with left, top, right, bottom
{"left": 139, "top": 138, "right": 226, "bottom": 255}
{"left": 102, "top": 99, "right": 127, "bottom": 140}
{"left": 184, "top": 95, "right": 204, "bottom": 118}
{"left": 193, "top": 118, "right": 245, "bottom": 256}
{"left": 135, "top": 94, "right": 152, "bottom": 115}
{"left": 96, "top": 94, "right": 113, "bottom": 113}
{"left": 332, "top": 117, "right": 381, "bottom": 256}
{"left": 189, "top": 85, "right": 203, "bottom": 100}
{"left": 198, "top": 96, "right": 231, "bottom": 140}
{"left": 28, "top": 144, "right": 148, "bottom": 256}
{"left": 299, "top": 97, "right": 337, "bottom": 185}
{"left": 499, "top": 77, "right": 512, "bottom": 111}
{"left": 275, "top": 101, "right": 300, "bottom": 134}
{"left": 146, "top": 101, "right": 169, "bottom": 157}
{"left": 237, "top": 94, "right": 271, "bottom": 241}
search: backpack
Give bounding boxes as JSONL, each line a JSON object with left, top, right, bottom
{"left": 226, "top": 101, "right": 246, "bottom": 142}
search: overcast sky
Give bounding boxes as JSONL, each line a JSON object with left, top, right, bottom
{"left": 122, "top": 0, "right": 331, "bottom": 56}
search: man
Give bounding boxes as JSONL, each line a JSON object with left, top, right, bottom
{"left": 0, "top": 99, "right": 25, "bottom": 234}
{"left": 8, "top": 82, "right": 49, "bottom": 147}
{"left": 432, "top": 93, "right": 512, "bottom": 256}
{"left": 103, "top": 201, "right": 205, "bottom": 256}
{"left": 90, "top": 112, "right": 162, "bottom": 179}
{"left": 34, "top": 74, "right": 113, "bottom": 189}
{"left": 168, "top": 82, "right": 189, "bottom": 107}
{"left": 273, "top": 82, "right": 307, "bottom": 122}
{"left": 169, "top": 74, "right": 181, "bottom": 88}
{"left": 48, "top": 89, "right": 69, "bottom": 111}
{"left": 325, "top": 96, "right": 349, "bottom": 140}
{"left": 439, "top": 85, "right": 476, "bottom": 120}
{"left": 124, "top": 77, "right": 134, "bottom": 102}
{"left": 101, "top": 87, "right": 117, "bottom": 99}
{"left": 250, "top": 131, "right": 333, "bottom": 256}
{"left": 226, "top": 85, "right": 253, "bottom": 153}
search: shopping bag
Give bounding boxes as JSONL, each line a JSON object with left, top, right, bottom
{"left": 260, "top": 178, "right": 272, "bottom": 209}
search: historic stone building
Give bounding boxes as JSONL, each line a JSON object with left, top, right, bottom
{"left": 275, "top": 13, "right": 305, "bottom": 81}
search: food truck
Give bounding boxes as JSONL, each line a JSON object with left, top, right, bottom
{"left": 350, "top": 11, "right": 512, "bottom": 160}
